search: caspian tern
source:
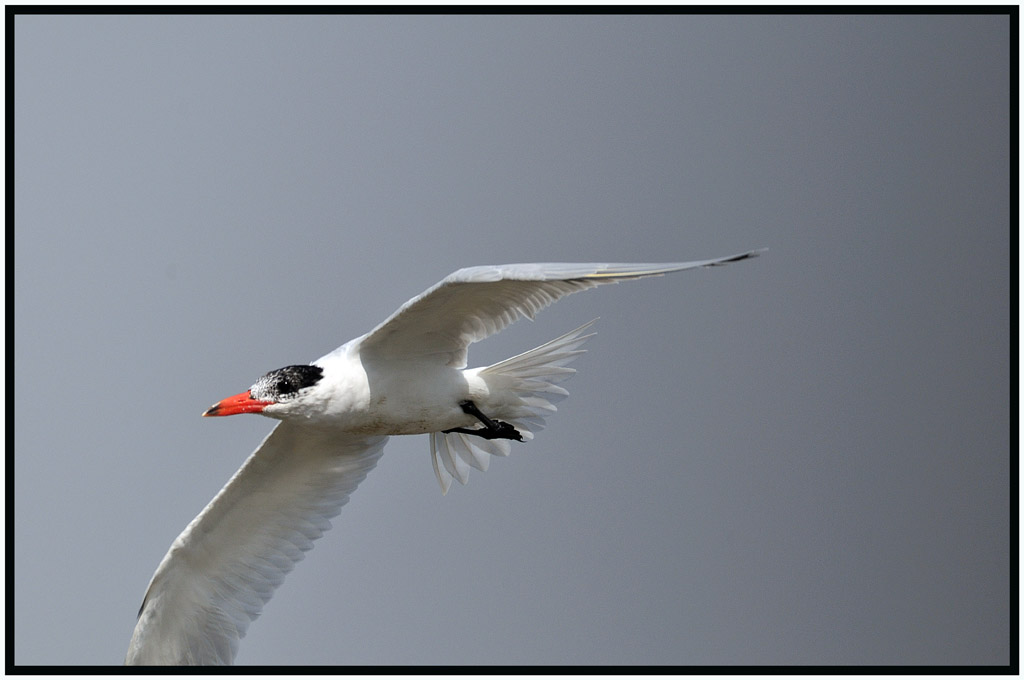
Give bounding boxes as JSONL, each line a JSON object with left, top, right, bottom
{"left": 125, "top": 250, "right": 765, "bottom": 665}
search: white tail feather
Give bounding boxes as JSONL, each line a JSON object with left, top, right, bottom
{"left": 429, "top": 320, "right": 597, "bottom": 494}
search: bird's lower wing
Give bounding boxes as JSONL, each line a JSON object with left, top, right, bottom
{"left": 126, "top": 424, "right": 388, "bottom": 665}
{"left": 351, "top": 251, "right": 765, "bottom": 367}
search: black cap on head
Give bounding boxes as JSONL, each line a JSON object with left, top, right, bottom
{"left": 250, "top": 365, "right": 324, "bottom": 402}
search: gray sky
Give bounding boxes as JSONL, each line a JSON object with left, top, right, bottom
{"left": 13, "top": 14, "right": 1011, "bottom": 666}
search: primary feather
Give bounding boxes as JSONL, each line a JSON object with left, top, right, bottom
{"left": 126, "top": 427, "right": 386, "bottom": 665}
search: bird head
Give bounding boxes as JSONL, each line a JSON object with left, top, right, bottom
{"left": 202, "top": 365, "right": 325, "bottom": 418}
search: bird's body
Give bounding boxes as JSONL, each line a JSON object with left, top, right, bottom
{"left": 298, "top": 341, "right": 490, "bottom": 435}
{"left": 126, "top": 252, "right": 764, "bottom": 665}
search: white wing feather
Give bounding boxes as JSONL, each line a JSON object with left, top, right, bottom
{"left": 355, "top": 251, "right": 765, "bottom": 367}
{"left": 126, "top": 424, "right": 387, "bottom": 665}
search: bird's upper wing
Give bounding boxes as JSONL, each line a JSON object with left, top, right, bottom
{"left": 126, "top": 424, "right": 388, "bottom": 666}
{"left": 353, "top": 250, "right": 765, "bottom": 367}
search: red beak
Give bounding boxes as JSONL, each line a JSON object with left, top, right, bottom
{"left": 202, "top": 390, "right": 275, "bottom": 417}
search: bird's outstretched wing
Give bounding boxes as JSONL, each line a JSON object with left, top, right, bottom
{"left": 126, "top": 425, "right": 387, "bottom": 665}
{"left": 354, "top": 250, "right": 766, "bottom": 367}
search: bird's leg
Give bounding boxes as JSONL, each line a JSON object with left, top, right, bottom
{"left": 442, "top": 400, "right": 524, "bottom": 441}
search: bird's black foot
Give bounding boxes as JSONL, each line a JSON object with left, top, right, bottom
{"left": 442, "top": 424, "right": 523, "bottom": 441}
{"left": 442, "top": 400, "right": 524, "bottom": 442}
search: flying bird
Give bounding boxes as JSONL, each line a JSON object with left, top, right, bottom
{"left": 125, "top": 250, "right": 765, "bottom": 665}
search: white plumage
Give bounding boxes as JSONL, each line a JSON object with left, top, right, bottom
{"left": 126, "top": 250, "right": 764, "bottom": 665}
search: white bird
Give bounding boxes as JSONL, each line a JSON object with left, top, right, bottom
{"left": 125, "top": 250, "right": 764, "bottom": 665}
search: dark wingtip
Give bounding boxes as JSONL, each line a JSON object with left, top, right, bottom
{"left": 728, "top": 248, "right": 768, "bottom": 261}
{"left": 710, "top": 248, "right": 768, "bottom": 266}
